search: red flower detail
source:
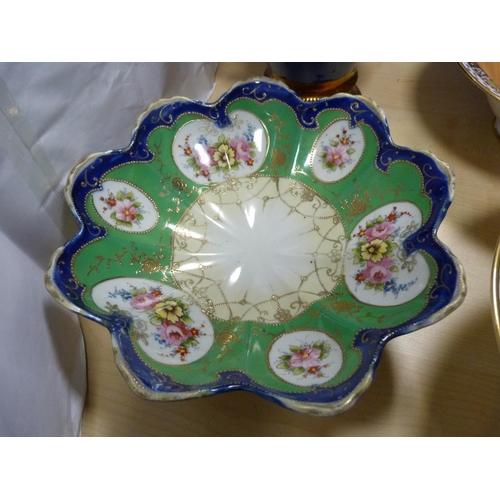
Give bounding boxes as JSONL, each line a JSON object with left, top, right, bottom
{"left": 107, "top": 197, "right": 117, "bottom": 207}
{"left": 184, "top": 147, "right": 192, "bottom": 156}
{"left": 307, "top": 366, "right": 321, "bottom": 374}
{"left": 246, "top": 158, "right": 254, "bottom": 166}
{"left": 387, "top": 212, "right": 397, "bottom": 222}
{"left": 151, "top": 288, "right": 163, "bottom": 297}
{"left": 190, "top": 327, "right": 200, "bottom": 337}
{"left": 177, "top": 347, "right": 189, "bottom": 356}
{"left": 355, "top": 273, "right": 365, "bottom": 283}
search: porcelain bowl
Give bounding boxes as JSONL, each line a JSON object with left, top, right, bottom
{"left": 460, "top": 62, "right": 500, "bottom": 137}
{"left": 46, "top": 77, "right": 466, "bottom": 416}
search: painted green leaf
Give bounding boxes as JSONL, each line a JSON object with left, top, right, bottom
{"left": 292, "top": 367, "right": 305, "bottom": 375}
{"left": 150, "top": 315, "right": 162, "bottom": 326}
{"left": 347, "top": 148, "right": 355, "bottom": 154}
{"left": 332, "top": 140, "right": 339, "bottom": 147}
{"left": 125, "top": 191, "right": 134, "bottom": 200}
{"left": 218, "top": 134, "right": 226, "bottom": 143}
{"left": 110, "top": 212, "right": 116, "bottom": 219}
{"left": 390, "top": 265, "right": 399, "bottom": 272}
{"left": 366, "top": 220, "right": 374, "bottom": 228}
{"left": 181, "top": 315, "right": 193, "bottom": 324}
{"left": 313, "top": 340, "right": 322, "bottom": 349}
{"left": 279, "top": 355, "right": 292, "bottom": 361}
{"left": 135, "top": 214, "right": 144, "bottom": 221}
{"left": 364, "top": 282, "right": 375, "bottom": 290}
{"left": 289, "top": 345, "right": 301, "bottom": 353}
{"left": 319, "top": 352, "right": 329, "bottom": 360}
{"left": 277, "top": 362, "right": 289, "bottom": 370}
{"left": 116, "top": 190, "right": 125, "bottom": 201}
{"left": 132, "top": 202, "right": 141, "bottom": 208}
{"left": 376, "top": 215, "right": 384, "bottom": 224}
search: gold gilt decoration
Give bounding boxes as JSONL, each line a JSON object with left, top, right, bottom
{"left": 171, "top": 176, "right": 346, "bottom": 324}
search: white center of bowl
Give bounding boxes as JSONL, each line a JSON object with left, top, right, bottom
{"left": 171, "top": 176, "right": 345, "bottom": 323}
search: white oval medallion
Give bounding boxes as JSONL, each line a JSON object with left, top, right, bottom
{"left": 172, "top": 110, "right": 268, "bottom": 184}
{"left": 91, "top": 180, "right": 159, "bottom": 232}
{"left": 310, "top": 119, "right": 365, "bottom": 183}
{"left": 268, "top": 330, "right": 344, "bottom": 387}
{"left": 344, "top": 202, "right": 430, "bottom": 306}
{"left": 91, "top": 277, "right": 214, "bottom": 366}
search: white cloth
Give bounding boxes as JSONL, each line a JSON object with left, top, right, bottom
{"left": 0, "top": 63, "right": 217, "bottom": 436}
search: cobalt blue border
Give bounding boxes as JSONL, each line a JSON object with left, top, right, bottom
{"left": 50, "top": 79, "right": 463, "bottom": 409}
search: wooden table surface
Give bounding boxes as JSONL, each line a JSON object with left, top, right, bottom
{"left": 79, "top": 62, "right": 500, "bottom": 436}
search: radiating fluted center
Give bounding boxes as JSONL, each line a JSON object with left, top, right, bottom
{"left": 171, "top": 176, "right": 345, "bottom": 324}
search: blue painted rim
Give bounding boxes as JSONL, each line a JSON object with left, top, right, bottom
{"left": 49, "top": 79, "right": 465, "bottom": 410}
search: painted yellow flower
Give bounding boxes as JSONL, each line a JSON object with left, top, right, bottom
{"left": 360, "top": 238, "right": 388, "bottom": 263}
{"left": 155, "top": 300, "right": 184, "bottom": 323}
{"left": 213, "top": 144, "right": 236, "bottom": 168}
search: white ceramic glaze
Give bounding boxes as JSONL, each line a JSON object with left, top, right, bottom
{"left": 91, "top": 180, "right": 159, "bottom": 232}
{"left": 92, "top": 278, "right": 214, "bottom": 365}
{"left": 343, "top": 202, "right": 429, "bottom": 306}
{"left": 310, "top": 119, "right": 365, "bottom": 182}
{"left": 268, "top": 330, "right": 344, "bottom": 387}
{"left": 171, "top": 176, "right": 346, "bottom": 323}
{"left": 172, "top": 110, "right": 268, "bottom": 184}
{"left": 45, "top": 77, "right": 466, "bottom": 416}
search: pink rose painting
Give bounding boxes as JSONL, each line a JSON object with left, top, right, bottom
{"left": 182, "top": 133, "right": 256, "bottom": 181}
{"left": 276, "top": 341, "right": 331, "bottom": 379}
{"left": 325, "top": 145, "right": 349, "bottom": 167}
{"left": 229, "top": 137, "right": 251, "bottom": 162}
{"left": 193, "top": 144, "right": 216, "bottom": 169}
{"left": 362, "top": 257, "right": 394, "bottom": 284}
{"left": 351, "top": 208, "right": 409, "bottom": 294}
{"left": 320, "top": 130, "right": 356, "bottom": 171}
{"left": 157, "top": 320, "right": 192, "bottom": 346}
{"left": 103, "top": 189, "right": 145, "bottom": 228}
{"left": 115, "top": 199, "right": 138, "bottom": 222}
{"left": 108, "top": 285, "right": 207, "bottom": 363}
{"left": 364, "top": 221, "right": 396, "bottom": 241}
{"left": 289, "top": 347, "right": 321, "bottom": 370}
{"left": 129, "top": 292, "right": 161, "bottom": 311}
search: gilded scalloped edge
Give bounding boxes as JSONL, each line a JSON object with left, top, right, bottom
{"left": 491, "top": 236, "right": 500, "bottom": 351}
{"left": 458, "top": 62, "right": 500, "bottom": 103}
{"left": 45, "top": 77, "right": 467, "bottom": 416}
{"left": 112, "top": 336, "right": 373, "bottom": 416}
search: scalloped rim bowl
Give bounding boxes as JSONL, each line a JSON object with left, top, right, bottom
{"left": 46, "top": 77, "right": 466, "bottom": 416}
{"left": 459, "top": 62, "right": 500, "bottom": 137}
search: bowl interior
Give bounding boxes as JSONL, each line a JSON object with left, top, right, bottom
{"left": 47, "top": 79, "right": 465, "bottom": 413}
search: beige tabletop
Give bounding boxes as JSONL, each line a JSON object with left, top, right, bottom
{"left": 79, "top": 62, "right": 500, "bottom": 436}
